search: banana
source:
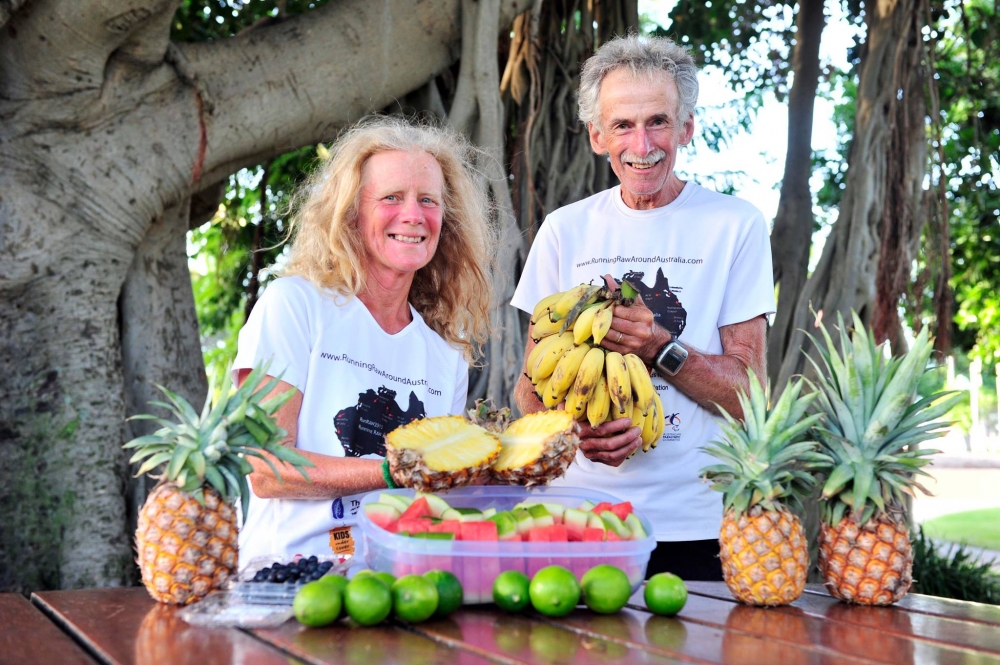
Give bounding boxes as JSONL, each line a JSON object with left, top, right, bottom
{"left": 624, "top": 353, "right": 656, "bottom": 416}
{"left": 572, "top": 303, "right": 602, "bottom": 345}
{"left": 530, "top": 313, "right": 563, "bottom": 341}
{"left": 526, "top": 331, "right": 563, "bottom": 377}
{"left": 630, "top": 401, "right": 645, "bottom": 429}
{"left": 548, "top": 284, "right": 592, "bottom": 322}
{"left": 531, "top": 292, "right": 565, "bottom": 323}
{"left": 587, "top": 374, "right": 611, "bottom": 428}
{"left": 558, "top": 284, "right": 605, "bottom": 332}
{"left": 644, "top": 391, "right": 665, "bottom": 450}
{"left": 534, "top": 374, "right": 552, "bottom": 401}
{"left": 531, "top": 332, "right": 576, "bottom": 381}
{"left": 591, "top": 301, "right": 615, "bottom": 345}
{"left": 640, "top": 393, "right": 663, "bottom": 452}
{"left": 564, "top": 347, "right": 605, "bottom": 418}
{"left": 546, "top": 343, "right": 592, "bottom": 406}
{"left": 605, "top": 352, "right": 632, "bottom": 418}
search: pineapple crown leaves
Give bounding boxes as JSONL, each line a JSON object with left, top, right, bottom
{"left": 123, "top": 360, "right": 314, "bottom": 523}
{"left": 700, "top": 369, "right": 831, "bottom": 516}
{"left": 804, "top": 310, "right": 964, "bottom": 526}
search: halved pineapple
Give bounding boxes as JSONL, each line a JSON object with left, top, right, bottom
{"left": 385, "top": 416, "right": 501, "bottom": 492}
{"left": 492, "top": 411, "right": 580, "bottom": 487}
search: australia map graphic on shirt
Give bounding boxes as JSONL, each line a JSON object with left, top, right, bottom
{"left": 334, "top": 386, "right": 426, "bottom": 457}
{"left": 621, "top": 268, "right": 687, "bottom": 338}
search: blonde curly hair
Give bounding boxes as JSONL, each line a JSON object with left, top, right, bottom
{"left": 282, "top": 115, "right": 497, "bottom": 362}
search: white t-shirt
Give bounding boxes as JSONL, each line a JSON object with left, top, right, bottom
{"left": 510, "top": 183, "right": 775, "bottom": 541}
{"left": 233, "top": 276, "right": 469, "bottom": 563}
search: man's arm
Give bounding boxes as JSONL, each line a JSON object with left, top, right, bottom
{"left": 514, "top": 322, "right": 642, "bottom": 467}
{"left": 600, "top": 306, "right": 767, "bottom": 418}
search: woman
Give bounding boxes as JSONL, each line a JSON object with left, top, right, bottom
{"left": 233, "top": 116, "right": 496, "bottom": 563}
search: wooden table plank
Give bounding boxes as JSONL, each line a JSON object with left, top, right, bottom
{"left": 804, "top": 587, "right": 1000, "bottom": 626}
{"left": 31, "top": 587, "right": 304, "bottom": 665}
{"left": 648, "top": 583, "right": 1000, "bottom": 665}
{"left": 410, "top": 606, "right": 687, "bottom": 664}
{"left": 686, "top": 582, "right": 1000, "bottom": 662}
{"left": 251, "top": 617, "right": 498, "bottom": 665}
{"left": 0, "top": 593, "right": 95, "bottom": 665}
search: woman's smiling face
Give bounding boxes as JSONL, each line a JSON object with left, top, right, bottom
{"left": 357, "top": 149, "right": 445, "bottom": 281}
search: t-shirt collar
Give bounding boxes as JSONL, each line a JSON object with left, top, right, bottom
{"left": 610, "top": 181, "right": 697, "bottom": 219}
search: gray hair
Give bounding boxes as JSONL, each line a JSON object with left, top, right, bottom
{"left": 578, "top": 35, "right": 699, "bottom": 129}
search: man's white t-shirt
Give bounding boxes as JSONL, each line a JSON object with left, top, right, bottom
{"left": 510, "top": 183, "right": 775, "bottom": 542}
{"left": 233, "top": 276, "right": 469, "bottom": 563}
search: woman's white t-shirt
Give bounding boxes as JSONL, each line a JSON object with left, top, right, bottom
{"left": 233, "top": 276, "right": 468, "bottom": 563}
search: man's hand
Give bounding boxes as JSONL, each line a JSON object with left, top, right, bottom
{"left": 577, "top": 417, "right": 642, "bottom": 467}
{"left": 596, "top": 274, "right": 670, "bottom": 364}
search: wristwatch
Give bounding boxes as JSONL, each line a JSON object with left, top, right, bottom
{"left": 654, "top": 339, "right": 689, "bottom": 376}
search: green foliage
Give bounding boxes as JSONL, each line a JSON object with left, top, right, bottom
{"left": 912, "top": 527, "right": 1000, "bottom": 605}
{"left": 171, "top": 0, "right": 331, "bottom": 42}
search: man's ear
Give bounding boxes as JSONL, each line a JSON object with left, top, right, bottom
{"left": 680, "top": 113, "right": 695, "bottom": 146}
{"left": 588, "top": 122, "right": 608, "bottom": 155}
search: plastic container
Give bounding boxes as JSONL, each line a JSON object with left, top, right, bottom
{"left": 227, "top": 553, "right": 351, "bottom": 605}
{"left": 357, "top": 486, "right": 655, "bottom": 604}
{"left": 177, "top": 592, "right": 294, "bottom": 628}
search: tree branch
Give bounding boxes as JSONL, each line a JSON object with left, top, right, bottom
{"left": 184, "top": 0, "right": 530, "bottom": 186}
{"left": 0, "top": 0, "right": 180, "bottom": 99}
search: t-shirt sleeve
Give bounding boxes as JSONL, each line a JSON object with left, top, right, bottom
{"left": 451, "top": 358, "right": 470, "bottom": 415}
{"left": 718, "top": 212, "right": 776, "bottom": 328}
{"left": 233, "top": 279, "right": 313, "bottom": 391}
{"left": 510, "top": 219, "right": 561, "bottom": 315}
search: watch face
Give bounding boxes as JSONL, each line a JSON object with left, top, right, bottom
{"left": 658, "top": 342, "right": 688, "bottom": 375}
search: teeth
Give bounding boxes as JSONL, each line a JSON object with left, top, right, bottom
{"left": 390, "top": 234, "right": 423, "bottom": 244}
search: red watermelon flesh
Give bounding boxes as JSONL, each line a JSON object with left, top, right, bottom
{"left": 609, "top": 502, "right": 633, "bottom": 521}
{"left": 548, "top": 524, "right": 568, "bottom": 542}
{"left": 527, "top": 527, "right": 548, "bottom": 542}
{"left": 582, "top": 527, "right": 606, "bottom": 542}
{"left": 590, "top": 502, "right": 614, "bottom": 515}
{"left": 399, "top": 497, "right": 432, "bottom": 520}
{"left": 429, "top": 520, "right": 461, "bottom": 536}
{"left": 397, "top": 517, "right": 432, "bottom": 534}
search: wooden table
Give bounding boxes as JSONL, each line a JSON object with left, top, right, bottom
{"left": 5, "top": 583, "right": 998, "bottom": 664}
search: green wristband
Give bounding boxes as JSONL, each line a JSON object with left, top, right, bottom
{"left": 382, "top": 458, "right": 398, "bottom": 489}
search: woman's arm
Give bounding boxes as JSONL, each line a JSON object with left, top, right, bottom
{"left": 239, "top": 371, "right": 387, "bottom": 499}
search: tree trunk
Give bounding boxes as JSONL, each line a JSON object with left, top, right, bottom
{"left": 774, "top": 0, "right": 927, "bottom": 390}
{"left": 766, "top": 0, "right": 826, "bottom": 389}
{"left": 0, "top": 0, "right": 529, "bottom": 591}
{"left": 119, "top": 197, "right": 208, "bottom": 553}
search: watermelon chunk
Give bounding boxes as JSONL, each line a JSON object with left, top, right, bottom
{"left": 625, "top": 513, "right": 647, "bottom": 540}
{"left": 600, "top": 511, "right": 631, "bottom": 539}
{"left": 563, "top": 508, "right": 589, "bottom": 541}
{"left": 582, "top": 527, "right": 607, "bottom": 542}
{"left": 513, "top": 508, "right": 534, "bottom": 535}
{"left": 429, "top": 520, "right": 462, "bottom": 536}
{"left": 527, "top": 527, "right": 549, "bottom": 542}
{"left": 397, "top": 517, "right": 432, "bottom": 534}
{"left": 459, "top": 521, "right": 498, "bottom": 541}
{"left": 548, "top": 524, "right": 569, "bottom": 542}
{"left": 609, "top": 502, "right": 633, "bottom": 521}
{"left": 378, "top": 493, "right": 411, "bottom": 513}
{"left": 605, "top": 530, "right": 624, "bottom": 542}
{"left": 415, "top": 492, "right": 451, "bottom": 518}
{"left": 399, "top": 497, "right": 432, "bottom": 520}
{"left": 488, "top": 511, "right": 519, "bottom": 541}
{"left": 541, "top": 503, "right": 566, "bottom": 524}
{"left": 363, "top": 502, "right": 401, "bottom": 531}
{"left": 577, "top": 499, "right": 596, "bottom": 512}
{"left": 527, "top": 504, "right": 554, "bottom": 528}
{"left": 587, "top": 513, "right": 607, "bottom": 530}
{"left": 591, "top": 502, "right": 614, "bottom": 515}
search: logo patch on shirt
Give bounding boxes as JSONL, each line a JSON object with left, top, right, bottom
{"left": 621, "top": 269, "right": 687, "bottom": 339}
{"left": 334, "top": 386, "right": 426, "bottom": 457}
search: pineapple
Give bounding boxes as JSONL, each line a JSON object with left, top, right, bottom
{"left": 124, "top": 363, "right": 313, "bottom": 605}
{"left": 385, "top": 416, "right": 502, "bottom": 492}
{"left": 808, "top": 312, "right": 962, "bottom": 605}
{"left": 385, "top": 404, "right": 580, "bottom": 490}
{"left": 490, "top": 410, "right": 580, "bottom": 487}
{"left": 701, "top": 370, "right": 828, "bottom": 606}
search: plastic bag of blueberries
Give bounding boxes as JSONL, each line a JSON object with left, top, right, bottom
{"left": 228, "top": 553, "right": 352, "bottom": 605}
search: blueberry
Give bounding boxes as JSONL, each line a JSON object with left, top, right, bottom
{"left": 307, "top": 555, "right": 318, "bottom": 564}
{"left": 318, "top": 561, "right": 333, "bottom": 572}
{"left": 253, "top": 570, "right": 268, "bottom": 582}
{"left": 311, "top": 572, "right": 324, "bottom": 581}
{"left": 273, "top": 571, "right": 287, "bottom": 583}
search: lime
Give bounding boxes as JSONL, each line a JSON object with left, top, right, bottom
{"left": 493, "top": 570, "right": 531, "bottom": 613}
{"left": 423, "top": 570, "right": 463, "bottom": 618}
{"left": 373, "top": 571, "right": 397, "bottom": 588}
{"left": 315, "top": 574, "right": 349, "bottom": 619}
{"left": 391, "top": 574, "right": 439, "bottom": 623}
{"left": 644, "top": 573, "right": 687, "bottom": 616}
{"left": 293, "top": 580, "right": 342, "bottom": 627}
{"left": 344, "top": 575, "right": 393, "bottom": 626}
{"left": 580, "top": 564, "right": 631, "bottom": 614}
{"left": 528, "top": 566, "right": 580, "bottom": 618}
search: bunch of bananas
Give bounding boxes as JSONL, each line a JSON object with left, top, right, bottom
{"left": 525, "top": 284, "right": 665, "bottom": 453}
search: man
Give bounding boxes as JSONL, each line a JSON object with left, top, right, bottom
{"left": 510, "top": 35, "right": 775, "bottom": 581}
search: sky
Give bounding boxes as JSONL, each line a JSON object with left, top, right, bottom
{"left": 639, "top": 0, "right": 862, "bottom": 221}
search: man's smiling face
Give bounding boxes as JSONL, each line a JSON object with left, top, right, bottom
{"left": 588, "top": 68, "right": 695, "bottom": 210}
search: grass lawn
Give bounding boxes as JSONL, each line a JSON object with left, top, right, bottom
{"left": 921, "top": 508, "right": 1000, "bottom": 552}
